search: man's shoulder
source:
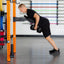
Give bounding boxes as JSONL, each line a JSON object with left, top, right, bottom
{"left": 27, "top": 9, "right": 35, "bottom": 12}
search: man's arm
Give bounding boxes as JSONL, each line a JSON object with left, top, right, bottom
{"left": 33, "top": 13, "right": 40, "bottom": 30}
{"left": 24, "top": 15, "right": 34, "bottom": 23}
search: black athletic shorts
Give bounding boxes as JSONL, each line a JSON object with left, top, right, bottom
{"left": 38, "top": 17, "right": 51, "bottom": 38}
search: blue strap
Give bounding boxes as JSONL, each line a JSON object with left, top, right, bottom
{"left": 0, "top": 16, "right": 3, "bottom": 30}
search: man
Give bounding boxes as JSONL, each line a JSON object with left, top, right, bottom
{"left": 18, "top": 4, "right": 60, "bottom": 56}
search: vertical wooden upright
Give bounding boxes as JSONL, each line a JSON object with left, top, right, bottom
{"left": 0, "top": 0, "right": 3, "bottom": 11}
{"left": 13, "top": 0, "right": 16, "bottom": 53}
{"left": 7, "top": 0, "right": 11, "bottom": 61}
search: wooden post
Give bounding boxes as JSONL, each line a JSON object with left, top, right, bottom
{"left": 0, "top": 0, "right": 3, "bottom": 11}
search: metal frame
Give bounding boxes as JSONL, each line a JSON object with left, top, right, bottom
{"left": 7, "top": 0, "right": 16, "bottom": 61}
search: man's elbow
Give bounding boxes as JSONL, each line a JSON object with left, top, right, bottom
{"left": 34, "top": 13, "right": 40, "bottom": 20}
{"left": 36, "top": 15, "right": 40, "bottom": 20}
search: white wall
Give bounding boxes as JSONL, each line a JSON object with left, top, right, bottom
{"left": 3, "top": 0, "right": 64, "bottom": 36}
{"left": 3, "top": 0, "right": 63, "bottom": 36}
{"left": 16, "top": 0, "right": 64, "bottom": 36}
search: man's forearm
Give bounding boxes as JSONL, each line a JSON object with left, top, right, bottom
{"left": 35, "top": 16, "right": 40, "bottom": 27}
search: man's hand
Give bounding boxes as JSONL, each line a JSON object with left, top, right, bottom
{"left": 34, "top": 26, "right": 38, "bottom": 30}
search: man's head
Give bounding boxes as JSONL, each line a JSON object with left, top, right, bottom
{"left": 18, "top": 4, "right": 27, "bottom": 13}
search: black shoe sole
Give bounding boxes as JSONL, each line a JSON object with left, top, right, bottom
{"left": 50, "top": 51, "right": 60, "bottom": 57}
{"left": 49, "top": 49, "right": 60, "bottom": 55}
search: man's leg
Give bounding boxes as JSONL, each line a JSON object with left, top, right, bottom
{"left": 45, "top": 35, "right": 58, "bottom": 50}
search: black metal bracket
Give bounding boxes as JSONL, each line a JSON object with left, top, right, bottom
{"left": 56, "top": 0, "right": 58, "bottom": 25}
{"left": 13, "top": 17, "right": 26, "bottom": 22}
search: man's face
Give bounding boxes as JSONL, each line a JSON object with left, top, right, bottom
{"left": 19, "top": 7, "right": 26, "bottom": 13}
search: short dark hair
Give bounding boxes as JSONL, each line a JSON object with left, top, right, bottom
{"left": 18, "top": 4, "right": 25, "bottom": 8}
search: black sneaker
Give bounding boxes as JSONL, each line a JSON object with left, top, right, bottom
{"left": 49, "top": 48, "right": 60, "bottom": 56}
{"left": 49, "top": 48, "right": 56, "bottom": 54}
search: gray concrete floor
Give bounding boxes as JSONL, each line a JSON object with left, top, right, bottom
{"left": 0, "top": 37, "right": 64, "bottom": 64}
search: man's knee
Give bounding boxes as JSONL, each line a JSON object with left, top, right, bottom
{"left": 45, "top": 35, "right": 51, "bottom": 40}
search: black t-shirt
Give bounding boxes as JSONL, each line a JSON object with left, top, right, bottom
{"left": 26, "top": 9, "right": 49, "bottom": 27}
{"left": 27, "top": 9, "right": 40, "bottom": 23}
